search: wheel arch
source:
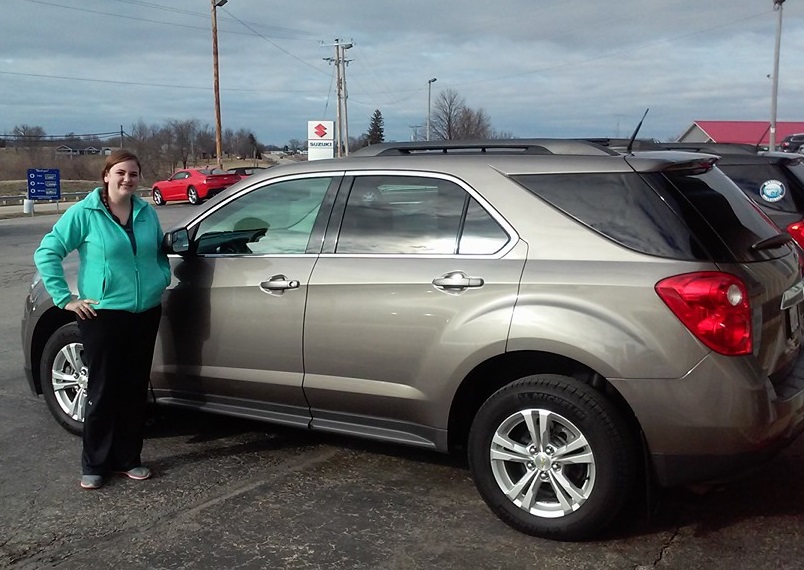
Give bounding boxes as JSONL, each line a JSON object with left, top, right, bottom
{"left": 447, "top": 350, "right": 644, "bottom": 456}
{"left": 29, "top": 307, "right": 76, "bottom": 394}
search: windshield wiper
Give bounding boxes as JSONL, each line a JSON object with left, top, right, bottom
{"left": 750, "top": 232, "right": 793, "bottom": 251}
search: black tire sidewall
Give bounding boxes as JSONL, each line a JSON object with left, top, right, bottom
{"left": 468, "top": 374, "right": 636, "bottom": 540}
{"left": 40, "top": 323, "right": 84, "bottom": 436}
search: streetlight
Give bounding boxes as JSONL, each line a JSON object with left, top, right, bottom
{"left": 426, "top": 77, "right": 437, "bottom": 141}
{"left": 769, "top": 0, "right": 785, "bottom": 151}
{"left": 211, "top": 0, "right": 228, "bottom": 170}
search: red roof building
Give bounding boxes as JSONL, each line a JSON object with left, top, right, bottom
{"left": 678, "top": 121, "right": 804, "bottom": 146}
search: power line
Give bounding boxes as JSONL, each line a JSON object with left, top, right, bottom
{"left": 0, "top": 70, "right": 313, "bottom": 93}
{"left": 22, "top": 0, "right": 318, "bottom": 40}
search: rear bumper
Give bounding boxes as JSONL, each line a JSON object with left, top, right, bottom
{"left": 610, "top": 348, "right": 804, "bottom": 487}
{"left": 203, "top": 186, "right": 229, "bottom": 199}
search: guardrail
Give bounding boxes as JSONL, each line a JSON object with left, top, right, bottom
{"left": 0, "top": 189, "right": 151, "bottom": 206}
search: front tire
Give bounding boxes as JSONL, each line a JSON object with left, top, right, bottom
{"left": 152, "top": 187, "right": 165, "bottom": 206}
{"left": 187, "top": 186, "right": 201, "bottom": 205}
{"left": 468, "top": 374, "right": 637, "bottom": 540}
{"left": 40, "top": 323, "right": 86, "bottom": 435}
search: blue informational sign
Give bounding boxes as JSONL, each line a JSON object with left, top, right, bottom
{"left": 27, "top": 168, "right": 61, "bottom": 200}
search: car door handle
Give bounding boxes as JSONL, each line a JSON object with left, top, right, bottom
{"left": 432, "top": 271, "right": 485, "bottom": 290}
{"left": 260, "top": 274, "right": 300, "bottom": 292}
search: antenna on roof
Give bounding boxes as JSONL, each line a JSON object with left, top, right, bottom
{"left": 626, "top": 108, "right": 650, "bottom": 154}
{"left": 756, "top": 123, "right": 771, "bottom": 152}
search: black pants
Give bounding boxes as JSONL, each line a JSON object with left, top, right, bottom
{"left": 78, "top": 305, "right": 162, "bottom": 476}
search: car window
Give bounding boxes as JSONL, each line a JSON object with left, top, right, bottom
{"left": 512, "top": 172, "right": 705, "bottom": 260}
{"left": 717, "top": 162, "right": 801, "bottom": 214}
{"left": 335, "top": 175, "right": 508, "bottom": 255}
{"left": 513, "top": 169, "right": 789, "bottom": 263}
{"left": 193, "top": 177, "right": 333, "bottom": 255}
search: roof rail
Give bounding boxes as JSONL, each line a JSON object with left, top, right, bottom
{"left": 652, "top": 142, "right": 760, "bottom": 155}
{"left": 574, "top": 138, "right": 662, "bottom": 151}
{"left": 350, "top": 139, "right": 619, "bottom": 157}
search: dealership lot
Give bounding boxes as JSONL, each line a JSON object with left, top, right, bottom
{"left": 1, "top": 207, "right": 803, "bottom": 569}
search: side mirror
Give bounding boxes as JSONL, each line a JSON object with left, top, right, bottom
{"left": 162, "top": 228, "right": 190, "bottom": 254}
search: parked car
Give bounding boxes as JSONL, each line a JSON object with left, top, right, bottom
{"left": 226, "top": 166, "right": 268, "bottom": 180}
{"left": 151, "top": 168, "right": 241, "bottom": 205}
{"left": 780, "top": 133, "right": 804, "bottom": 153}
{"left": 583, "top": 139, "right": 804, "bottom": 249}
{"left": 22, "top": 140, "right": 804, "bottom": 540}
{"left": 647, "top": 143, "right": 804, "bottom": 249}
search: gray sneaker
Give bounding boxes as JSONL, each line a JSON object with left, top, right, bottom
{"left": 118, "top": 466, "right": 152, "bottom": 481}
{"left": 80, "top": 475, "right": 104, "bottom": 490}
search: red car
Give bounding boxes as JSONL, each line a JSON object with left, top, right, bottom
{"left": 151, "top": 168, "right": 241, "bottom": 205}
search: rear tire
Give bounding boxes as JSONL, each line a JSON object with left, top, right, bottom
{"left": 187, "top": 186, "right": 201, "bottom": 205}
{"left": 468, "top": 374, "right": 637, "bottom": 540}
{"left": 40, "top": 323, "right": 86, "bottom": 436}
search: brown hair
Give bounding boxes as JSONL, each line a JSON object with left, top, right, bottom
{"left": 101, "top": 149, "right": 141, "bottom": 204}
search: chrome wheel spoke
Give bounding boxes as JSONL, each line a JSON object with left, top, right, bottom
{"left": 506, "top": 468, "right": 540, "bottom": 500}
{"left": 553, "top": 434, "right": 593, "bottom": 464}
{"left": 491, "top": 432, "right": 530, "bottom": 462}
{"left": 522, "top": 409, "right": 551, "bottom": 452}
{"left": 68, "top": 388, "right": 86, "bottom": 421}
{"left": 51, "top": 370, "right": 79, "bottom": 392}
{"left": 550, "top": 469, "right": 588, "bottom": 512}
{"left": 64, "top": 343, "right": 83, "bottom": 371}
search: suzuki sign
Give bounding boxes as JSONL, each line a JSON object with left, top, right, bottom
{"left": 307, "top": 120, "right": 334, "bottom": 161}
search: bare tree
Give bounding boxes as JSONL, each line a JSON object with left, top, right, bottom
{"left": 430, "top": 89, "right": 500, "bottom": 140}
{"left": 195, "top": 126, "right": 215, "bottom": 162}
{"left": 11, "top": 124, "right": 46, "bottom": 150}
{"left": 287, "top": 138, "right": 303, "bottom": 154}
{"left": 430, "top": 89, "right": 465, "bottom": 140}
{"left": 456, "top": 107, "right": 492, "bottom": 139}
{"left": 169, "top": 119, "right": 199, "bottom": 168}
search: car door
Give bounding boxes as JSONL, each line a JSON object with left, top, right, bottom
{"left": 164, "top": 171, "right": 189, "bottom": 201}
{"left": 302, "top": 172, "right": 526, "bottom": 447}
{"left": 152, "top": 174, "right": 339, "bottom": 427}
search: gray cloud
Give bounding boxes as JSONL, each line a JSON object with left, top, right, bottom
{"left": 2, "top": 0, "right": 802, "bottom": 145}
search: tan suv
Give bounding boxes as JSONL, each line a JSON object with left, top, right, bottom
{"left": 21, "top": 140, "right": 804, "bottom": 540}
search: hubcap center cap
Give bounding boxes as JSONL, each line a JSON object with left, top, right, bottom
{"left": 532, "top": 452, "right": 552, "bottom": 471}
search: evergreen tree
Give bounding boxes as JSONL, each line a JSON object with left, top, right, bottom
{"left": 367, "top": 109, "right": 385, "bottom": 145}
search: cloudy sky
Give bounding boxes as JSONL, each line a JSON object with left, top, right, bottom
{"left": 2, "top": 0, "right": 803, "bottom": 147}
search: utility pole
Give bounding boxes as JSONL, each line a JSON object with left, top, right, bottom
{"left": 323, "top": 39, "right": 353, "bottom": 157}
{"left": 211, "top": 0, "right": 228, "bottom": 170}
{"left": 769, "top": 0, "right": 785, "bottom": 151}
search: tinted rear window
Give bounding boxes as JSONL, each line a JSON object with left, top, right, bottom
{"left": 649, "top": 168, "right": 789, "bottom": 262}
{"left": 511, "top": 169, "right": 789, "bottom": 262}
{"left": 717, "top": 162, "right": 804, "bottom": 214}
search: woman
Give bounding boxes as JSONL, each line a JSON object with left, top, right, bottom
{"left": 34, "top": 149, "right": 171, "bottom": 490}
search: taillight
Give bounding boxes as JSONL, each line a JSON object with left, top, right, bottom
{"left": 655, "top": 272, "right": 752, "bottom": 356}
{"left": 786, "top": 221, "right": 804, "bottom": 249}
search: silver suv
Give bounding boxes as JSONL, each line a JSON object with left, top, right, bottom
{"left": 21, "top": 140, "right": 804, "bottom": 540}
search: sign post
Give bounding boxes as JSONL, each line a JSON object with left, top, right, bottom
{"left": 27, "top": 168, "right": 62, "bottom": 215}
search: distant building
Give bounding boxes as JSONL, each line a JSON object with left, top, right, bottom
{"left": 54, "top": 144, "right": 102, "bottom": 156}
{"left": 678, "top": 121, "right": 804, "bottom": 146}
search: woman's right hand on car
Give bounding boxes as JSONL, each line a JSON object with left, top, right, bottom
{"left": 65, "top": 298, "right": 98, "bottom": 320}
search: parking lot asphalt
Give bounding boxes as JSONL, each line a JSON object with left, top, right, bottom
{"left": 1, "top": 208, "right": 803, "bottom": 569}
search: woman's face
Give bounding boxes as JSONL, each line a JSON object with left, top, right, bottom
{"left": 103, "top": 159, "right": 140, "bottom": 201}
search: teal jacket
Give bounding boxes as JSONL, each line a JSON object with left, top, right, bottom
{"left": 34, "top": 188, "right": 171, "bottom": 312}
